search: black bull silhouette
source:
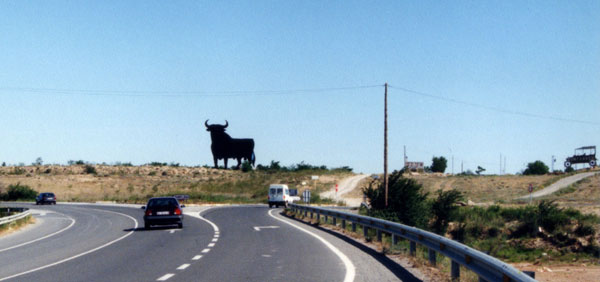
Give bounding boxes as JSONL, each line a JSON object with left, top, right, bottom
{"left": 205, "top": 120, "right": 255, "bottom": 169}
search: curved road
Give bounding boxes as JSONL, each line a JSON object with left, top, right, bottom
{"left": 0, "top": 203, "right": 416, "bottom": 281}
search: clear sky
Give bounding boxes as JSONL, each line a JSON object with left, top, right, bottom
{"left": 1, "top": 1, "right": 599, "bottom": 174}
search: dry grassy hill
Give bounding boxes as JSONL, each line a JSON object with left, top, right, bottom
{"left": 0, "top": 165, "right": 352, "bottom": 204}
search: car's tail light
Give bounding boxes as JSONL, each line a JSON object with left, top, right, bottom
{"left": 145, "top": 209, "right": 152, "bottom": 216}
{"left": 174, "top": 208, "right": 182, "bottom": 215}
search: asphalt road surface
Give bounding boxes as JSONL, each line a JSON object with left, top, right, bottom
{"left": 0, "top": 204, "right": 417, "bottom": 281}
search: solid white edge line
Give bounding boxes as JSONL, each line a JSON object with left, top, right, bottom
{"left": 268, "top": 209, "right": 355, "bottom": 282}
{"left": 0, "top": 212, "right": 76, "bottom": 253}
{"left": 177, "top": 264, "right": 190, "bottom": 270}
{"left": 0, "top": 209, "right": 138, "bottom": 281}
{"left": 157, "top": 273, "right": 175, "bottom": 281}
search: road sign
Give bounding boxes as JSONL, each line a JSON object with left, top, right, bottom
{"left": 335, "top": 184, "right": 338, "bottom": 193}
{"left": 303, "top": 190, "right": 311, "bottom": 205}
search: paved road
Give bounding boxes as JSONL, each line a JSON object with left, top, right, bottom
{"left": 517, "top": 171, "right": 600, "bottom": 200}
{"left": 0, "top": 204, "right": 417, "bottom": 281}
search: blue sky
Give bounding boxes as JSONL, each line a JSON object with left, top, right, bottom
{"left": 0, "top": 1, "right": 598, "bottom": 174}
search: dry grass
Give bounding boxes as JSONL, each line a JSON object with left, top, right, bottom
{"left": 542, "top": 174, "right": 600, "bottom": 216}
{"left": 0, "top": 165, "right": 351, "bottom": 204}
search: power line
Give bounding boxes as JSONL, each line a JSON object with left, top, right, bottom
{"left": 0, "top": 85, "right": 383, "bottom": 98}
{"left": 388, "top": 85, "right": 599, "bottom": 126}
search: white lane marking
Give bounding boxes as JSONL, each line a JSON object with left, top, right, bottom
{"left": 208, "top": 243, "right": 215, "bottom": 247}
{"left": 0, "top": 212, "right": 76, "bottom": 253}
{"left": 177, "top": 264, "right": 190, "bottom": 270}
{"left": 262, "top": 254, "right": 272, "bottom": 258}
{"left": 214, "top": 235, "right": 219, "bottom": 238}
{"left": 211, "top": 238, "right": 218, "bottom": 242}
{"left": 253, "top": 226, "right": 279, "bottom": 231}
{"left": 201, "top": 248, "right": 210, "bottom": 253}
{"left": 192, "top": 255, "right": 202, "bottom": 260}
{"left": 0, "top": 209, "right": 138, "bottom": 282}
{"left": 268, "top": 209, "right": 356, "bottom": 282}
{"left": 183, "top": 212, "right": 219, "bottom": 232}
{"left": 157, "top": 273, "right": 175, "bottom": 281}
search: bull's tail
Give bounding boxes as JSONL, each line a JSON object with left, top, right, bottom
{"left": 251, "top": 152, "right": 256, "bottom": 166}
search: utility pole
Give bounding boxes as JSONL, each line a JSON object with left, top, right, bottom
{"left": 403, "top": 145, "right": 407, "bottom": 169}
{"left": 384, "top": 83, "right": 389, "bottom": 208}
{"left": 461, "top": 161, "right": 463, "bottom": 173}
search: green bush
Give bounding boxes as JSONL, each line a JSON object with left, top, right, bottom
{"left": 4, "top": 183, "right": 37, "bottom": 201}
{"left": 429, "top": 189, "right": 464, "bottom": 235}
{"left": 565, "top": 166, "right": 574, "bottom": 173}
{"left": 241, "top": 161, "right": 253, "bottom": 173}
{"left": 363, "top": 170, "right": 429, "bottom": 228}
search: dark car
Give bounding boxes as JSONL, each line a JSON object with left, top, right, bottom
{"left": 36, "top": 192, "right": 56, "bottom": 205}
{"left": 142, "top": 197, "right": 185, "bottom": 229}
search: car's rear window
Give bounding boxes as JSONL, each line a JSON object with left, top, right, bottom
{"left": 148, "top": 198, "right": 178, "bottom": 208}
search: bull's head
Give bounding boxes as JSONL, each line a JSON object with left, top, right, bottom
{"left": 205, "top": 119, "right": 228, "bottom": 132}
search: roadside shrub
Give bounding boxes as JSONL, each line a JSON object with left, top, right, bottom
{"left": 429, "top": 189, "right": 464, "bottom": 235}
{"left": 5, "top": 183, "right": 37, "bottom": 201}
{"left": 565, "top": 166, "right": 574, "bottom": 173}
{"left": 363, "top": 170, "right": 429, "bottom": 228}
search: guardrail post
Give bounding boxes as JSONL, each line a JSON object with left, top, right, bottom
{"left": 324, "top": 215, "right": 328, "bottom": 223}
{"left": 317, "top": 212, "right": 320, "bottom": 223}
{"left": 310, "top": 211, "right": 313, "bottom": 219}
{"left": 304, "top": 210, "right": 307, "bottom": 217}
{"left": 428, "top": 249, "right": 436, "bottom": 265}
{"left": 409, "top": 241, "right": 416, "bottom": 256}
{"left": 392, "top": 234, "right": 398, "bottom": 245}
{"left": 352, "top": 222, "right": 356, "bottom": 232}
{"left": 363, "top": 226, "right": 369, "bottom": 239}
{"left": 451, "top": 260, "right": 460, "bottom": 281}
{"left": 342, "top": 219, "right": 346, "bottom": 230}
{"left": 376, "top": 230, "right": 382, "bottom": 242}
{"left": 333, "top": 217, "right": 337, "bottom": 226}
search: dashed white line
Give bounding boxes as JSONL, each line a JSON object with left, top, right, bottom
{"left": 192, "top": 255, "right": 203, "bottom": 260}
{"left": 177, "top": 264, "right": 190, "bottom": 270}
{"left": 157, "top": 273, "right": 175, "bottom": 281}
{"left": 214, "top": 235, "right": 220, "bottom": 238}
{"left": 208, "top": 243, "right": 215, "bottom": 247}
{"left": 201, "top": 248, "right": 210, "bottom": 253}
{"left": 211, "top": 238, "right": 218, "bottom": 242}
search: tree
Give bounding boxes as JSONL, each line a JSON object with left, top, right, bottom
{"left": 431, "top": 156, "right": 447, "bottom": 173}
{"left": 476, "top": 166, "right": 486, "bottom": 175}
{"left": 565, "top": 166, "right": 574, "bottom": 173}
{"left": 523, "top": 160, "right": 549, "bottom": 175}
{"left": 33, "top": 157, "right": 43, "bottom": 166}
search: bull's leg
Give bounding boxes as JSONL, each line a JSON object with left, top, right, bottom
{"left": 213, "top": 156, "right": 218, "bottom": 169}
{"left": 236, "top": 158, "right": 242, "bottom": 169}
{"left": 224, "top": 158, "right": 228, "bottom": 169}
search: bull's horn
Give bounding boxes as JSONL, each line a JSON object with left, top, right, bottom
{"left": 224, "top": 120, "right": 229, "bottom": 128}
{"left": 205, "top": 120, "right": 210, "bottom": 128}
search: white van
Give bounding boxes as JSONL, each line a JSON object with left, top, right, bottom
{"left": 268, "top": 184, "right": 293, "bottom": 208}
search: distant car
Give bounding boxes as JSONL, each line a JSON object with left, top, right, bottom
{"left": 36, "top": 192, "right": 56, "bottom": 205}
{"left": 142, "top": 197, "right": 185, "bottom": 229}
{"left": 268, "top": 184, "right": 294, "bottom": 208}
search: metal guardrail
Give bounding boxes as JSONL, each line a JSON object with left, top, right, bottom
{"left": 0, "top": 207, "right": 31, "bottom": 226}
{"left": 290, "top": 204, "right": 537, "bottom": 282}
